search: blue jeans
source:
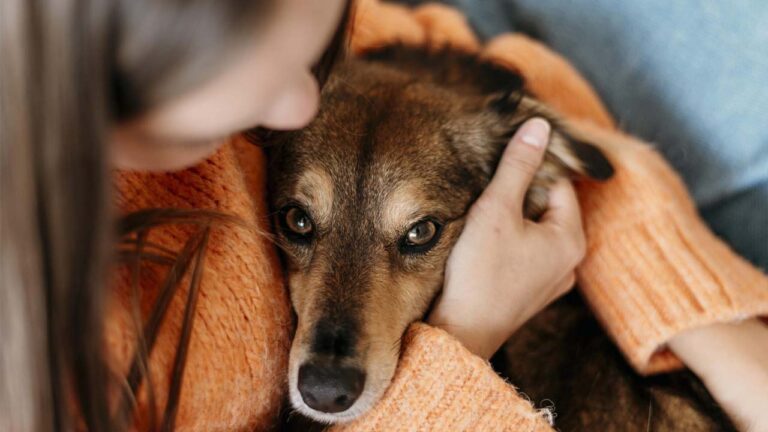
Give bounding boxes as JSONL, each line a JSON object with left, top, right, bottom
{"left": 402, "top": 0, "right": 768, "bottom": 271}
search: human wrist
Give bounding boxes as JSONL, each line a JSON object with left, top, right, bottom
{"left": 669, "top": 319, "right": 768, "bottom": 431}
{"left": 669, "top": 319, "right": 768, "bottom": 380}
{"left": 427, "top": 306, "right": 509, "bottom": 360}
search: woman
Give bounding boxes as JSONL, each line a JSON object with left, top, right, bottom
{"left": 0, "top": 0, "right": 579, "bottom": 429}
{"left": 1, "top": 0, "right": 766, "bottom": 431}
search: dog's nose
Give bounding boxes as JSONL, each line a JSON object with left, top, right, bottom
{"left": 298, "top": 362, "right": 366, "bottom": 413}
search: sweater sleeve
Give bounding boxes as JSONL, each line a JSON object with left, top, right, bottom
{"left": 329, "top": 323, "right": 553, "bottom": 432}
{"left": 350, "top": 1, "right": 481, "bottom": 55}
{"left": 571, "top": 122, "right": 768, "bottom": 374}
{"left": 479, "top": 32, "right": 768, "bottom": 375}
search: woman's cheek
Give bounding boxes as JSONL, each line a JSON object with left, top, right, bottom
{"left": 259, "top": 71, "right": 319, "bottom": 131}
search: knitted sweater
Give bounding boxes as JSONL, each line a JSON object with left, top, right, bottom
{"left": 110, "top": 1, "right": 768, "bottom": 430}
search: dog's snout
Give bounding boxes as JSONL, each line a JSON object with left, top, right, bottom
{"left": 298, "top": 363, "right": 366, "bottom": 413}
{"left": 312, "top": 320, "right": 357, "bottom": 357}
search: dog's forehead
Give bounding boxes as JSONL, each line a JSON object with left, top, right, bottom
{"left": 271, "top": 62, "right": 497, "bottom": 231}
{"left": 282, "top": 88, "right": 455, "bottom": 183}
{"left": 289, "top": 133, "right": 443, "bottom": 196}
{"left": 280, "top": 121, "right": 477, "bottom": 237}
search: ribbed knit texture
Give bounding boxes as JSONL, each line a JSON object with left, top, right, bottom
{"left": 572, "top": 121, "right": 768, "bottom": 374}
{"left": 108, "top": 0, "right": 768, "bottom": 429}
{"left": 332, "top": 324, "right": 552, "bottom": 432}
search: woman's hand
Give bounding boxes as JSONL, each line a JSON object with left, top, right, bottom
{"left": 670, "top": 318, "right": 768, "bottom": 432}
{"left": 428, "top": 118, "right": 586, "bottom": 359}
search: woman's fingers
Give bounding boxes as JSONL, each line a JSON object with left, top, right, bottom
{"left": 481, "top": 118, "right": 551, "bottom": 215}
{"left": 541, "top": 178, "right": 582, "bottom": 229}
{"left": 541, "top": 179, "right": 587, "bottom": 265}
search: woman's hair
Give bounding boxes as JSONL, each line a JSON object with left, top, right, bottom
{"left": 0, "top": 1, "right": 349, "bottom": 430}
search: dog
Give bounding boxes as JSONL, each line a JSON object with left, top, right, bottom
{"left": 266, "top": 45, "right": 733, "bottom": 430}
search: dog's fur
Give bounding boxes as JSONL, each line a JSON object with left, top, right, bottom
{"left": 267, "top": 46, "right": 733, "bottom": 430}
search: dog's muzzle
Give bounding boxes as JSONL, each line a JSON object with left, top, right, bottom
{"left": 296, "top": 318, "right": 366, "bottom": 413}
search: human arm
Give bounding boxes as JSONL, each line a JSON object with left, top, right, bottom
{"left": 670, "top": 319, "right": 768, "bottom": 432}
{"left": 328, "top": 324, "right": 553, "bottom": 432}
{"left": 480, "top": 29, "right": 768, "bottom": 431}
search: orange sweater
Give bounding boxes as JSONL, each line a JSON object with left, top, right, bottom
{"left": 110, "top": 1, "right": 768, "bottom": 430}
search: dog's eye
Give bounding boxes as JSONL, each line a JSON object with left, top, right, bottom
{"left": 406, "top": 221, "right": 436, "bottom": 245}
{"left": 399, "top": 219, "right": 442, "bottom": 254}
{"left": 279, "top": 206, "right": 315, "bottom": 242}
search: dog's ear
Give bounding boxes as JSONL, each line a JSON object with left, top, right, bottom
{"left": 528, "top": 126, "right": 616, "bottom": 218}
{"left": 548, "top": 128, "right": 615, "bottom": 181}
{"left": 485, "top": 87, "right": 525, "bottom": 116}
{"left": 362, "top": 45, "right": 613, "bottom": 180}
{"left": 442, "top": 58, "right": 614, "bottom": 182}
{"left": 489, "top": 95, "right": 615, "bottom": 182}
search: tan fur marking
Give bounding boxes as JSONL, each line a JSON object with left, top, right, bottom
{"left": 380, "top": 184, "right": 428, "bottom": 235}
{"left": 294, "top": 168, "right": 335, "bottom": 227}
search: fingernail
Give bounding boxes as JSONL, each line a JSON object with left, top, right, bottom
{"left": 519, "top": 118, "right": 550, "bottom": 148}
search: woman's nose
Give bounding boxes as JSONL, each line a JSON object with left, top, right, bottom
{"left": 260, "top": 71, "right": 319, "bottom": 130}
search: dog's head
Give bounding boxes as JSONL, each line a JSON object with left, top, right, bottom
{"left": 265, "top": 47, "right": 613, "bottom": 423}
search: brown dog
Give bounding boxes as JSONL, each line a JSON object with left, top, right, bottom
{"left": 266, "top": 46, "right": 732, "bottom": 430}
{"left": 266, "top": 44, "right": 611, "bottom": 423}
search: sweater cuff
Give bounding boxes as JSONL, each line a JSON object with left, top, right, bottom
{"left": 350, "top": 0, "right": 426, "bottom": 55}
{"left": 575, "top": 124, "right": 768, "bottom": 375}
{"left": 330, "top": 323, "right": 553, "bottom": 432}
